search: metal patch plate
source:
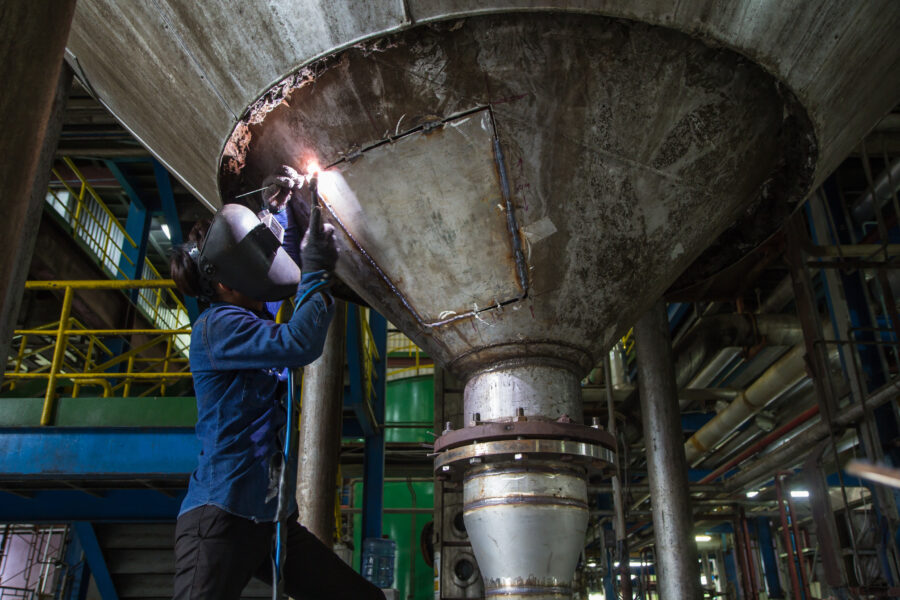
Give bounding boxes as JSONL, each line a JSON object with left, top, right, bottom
{"left": 319, "top": 109, "right": 525, "bottom": 325}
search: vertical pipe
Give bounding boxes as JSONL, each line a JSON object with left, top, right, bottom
{"left": 775, "top": 475, "right": 803, "bottom": 600}
{"left": 784, "top": 483, "right": 811, "bottom": 600}
{"left": 741, "top": 510, "right": 759, "bottom": 599}
{"left": 605, "top": 354, "right": 632, "bottom": 599}
{"left": 42, "top": 286, "right": 73, "bottom": 425}
{"left": 407, "top": 477, "right": 417, "bottom": 600}
{"left": 0, "top": 2, "right": 76, "bottom": 386}
{"left": 715, "top": 548, "right": 728, "bottom": 597}
{"left": 700, "top": 551, "right": 711, "bottom": 592}
{"left": 734, "top": 519, "right": 752, "bottom": 599}
{"left": 634, "top": 299, "right": 702, "bottom": 600}
{"left": 297, "top": 301, "right": 347, "bottom": 546}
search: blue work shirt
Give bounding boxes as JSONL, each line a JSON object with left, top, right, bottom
{"left": 180, "top": 271, "right": 335, "bottom": 522}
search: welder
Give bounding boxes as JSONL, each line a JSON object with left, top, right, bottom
{"left": 169, "top": 176, "right": 385, "bottom": 600}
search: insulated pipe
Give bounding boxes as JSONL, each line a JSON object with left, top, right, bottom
{"left": 296, "top": 301, "right": 347, "bottom": 546}
{"left": 699, "top": 404, "right": 820, "bottom": 484}
{"left": 724, "top": 380, "right": 899, "bottom": 492}
{"left": 673, "top": 314, "right": 802, "bottom": 390}
{"left": 683, "top": 344, "right": 807, "bottom": 465}
{"left": 635, "top": 300, "right": 702, "bottom": 600}
{"left": 605, "top": 355, "right": 632, "bottom": 600}
{"left": 758, "top": 275, "right": 795, "bottom": 315}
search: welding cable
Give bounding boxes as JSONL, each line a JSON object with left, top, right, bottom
{"left": 271, "top": 278, "right": 328, "bottom": 599}
{"left": 271, "top": 365, "right": 294, "bottom": 599}
{"left": 295, "top": 277, "right": 331, "bottom": 307}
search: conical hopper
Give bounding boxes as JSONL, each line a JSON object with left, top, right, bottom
{"left": 61, "top": 1, "right": 900, "bottom": 595}
{"left": 223, "top": 14, "right": 815, "bottom": 597}
{"left": 229, "top": 14, "right": 813, "bottom": 376}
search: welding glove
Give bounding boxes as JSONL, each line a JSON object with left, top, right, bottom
{"left": 261, "top": 165, "right": 304, "bottom": 213}
{"left": 300, "top": 202, "right": 338, "bottom": 274}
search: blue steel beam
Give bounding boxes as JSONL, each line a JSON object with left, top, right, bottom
{"left": 62, "top": 527, "right": 91, "bottom": 600}
{"left": 152, "top": 159, "right": 199, "bottom": 321}
{"left": 756, "top": 517, "right": 784, "bottom": 599}
{"left": 106, "top": 160, "right": 152, "bottom": 283}
{"left": 72, "top": 522, "right": 119, "bottom": 600}
{"left": 0, "top": 428, "right": 197, "bottom": 478}
{"left": 0, "top": 489, "right": 184, "bottom": 522}
{"left": 345, "top": 307, "right": 376, "bottom": 438}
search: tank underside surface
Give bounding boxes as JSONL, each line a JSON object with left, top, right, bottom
{"left": 224, "top": 14, "right": 815, "bottom": 598}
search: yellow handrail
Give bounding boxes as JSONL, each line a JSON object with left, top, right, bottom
{"left": 4, "top": 280, "right": 193, "bottom": 425}
{"left": 47, "top": 159, "right": 192, "bottom": 353}
{"left": 60, "top": 157, "right": 138, "bottom": 248}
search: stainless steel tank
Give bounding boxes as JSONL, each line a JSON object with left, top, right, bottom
{"left": 66, "top": 2, "right": 900, "bottom": 597}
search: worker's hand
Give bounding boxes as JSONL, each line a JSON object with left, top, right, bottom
{"left": 300, "top": 203, "right": 338, "bottom": 273}
{"left": 261, "top": 165, "right": 305, "bottom": 213}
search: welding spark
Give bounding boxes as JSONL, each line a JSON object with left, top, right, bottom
{"left": 304, "top": 161, "right": 321, "bottom": 178}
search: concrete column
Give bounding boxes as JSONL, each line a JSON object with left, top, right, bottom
{"left": 296, "top": 301, "right": 346, "bottom": 546}
{"left": 634, "top": 299, "right": 701, "bottom": 600}
{"left": 0, "top": 2, "right": 77, "bottom": 381}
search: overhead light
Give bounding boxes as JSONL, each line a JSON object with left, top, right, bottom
{"left": 161, "top": 224, "right": 171, "bottom": 239}
{"left": 790, "top": 490, "right": 810, "bottom": 498}
{"left": 695, "top": 535, "right": 712, "bottom": 543}
{"left": 588, "top": 593, "right": 604, "bottom": 600}
{"left": 746, "top": 490, "right": 759, "bottom": 498}
{"left": 586, "top": 561, "right": 598, "bottom": 568}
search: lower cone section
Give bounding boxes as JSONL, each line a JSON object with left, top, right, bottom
{"left": 463, "top": 461, "right": 588, "bottom": 599}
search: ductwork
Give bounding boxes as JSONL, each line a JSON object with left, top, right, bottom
{"left": 684, "top": 345, "right": 842, "bottom": 466}
{"left": 757, "top": 275, "right": 795, "bottom": 315}
{"left": 683, "top": 345, "right": 807, "bottom": 465}
{"left": 673, "top": 314, "right": 802, "bottom": 390}
{"left": 724, "top": 381, "right": 899, "bottom": 492}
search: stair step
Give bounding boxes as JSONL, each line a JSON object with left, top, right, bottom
{"left": 114, "top": 573, "right": 272, "bottom": 598}
{"left": 95, "top": 523, "right": 174, "bottom": 549}
{"left": 107, "top": 549, "right": 174, "bottom": 575}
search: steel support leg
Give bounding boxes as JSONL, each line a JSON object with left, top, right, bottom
{"left": 297, "top": 301, "right": 347, "bottom": 546}
{"left": 0, "top": 2, "right": 76, "bottom": 384}
{"left": 634, "top": 299, "right": 701, "bottom": 600}
{"left": 362, "top": 311, "right": 387, "bottom": 543}
{"left": 723, "top": 542, "right": 741, "bottom": 600}
{"left": 72, "top": 522, "right": 119, "bottom": 600}
{"left": 62, "top": 526, "right": 91, "bottom": 600}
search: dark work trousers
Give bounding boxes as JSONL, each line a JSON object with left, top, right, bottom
{"left": 173, "top": 505, "right": 385, "bottom": 600}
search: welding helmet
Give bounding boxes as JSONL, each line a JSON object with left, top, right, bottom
{"left": 195, "top": 203, "right": 300, "bottom": 301}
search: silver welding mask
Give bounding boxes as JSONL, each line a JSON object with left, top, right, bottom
{"left": 197, "top": 203, "right": 301, "bottom": 301}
